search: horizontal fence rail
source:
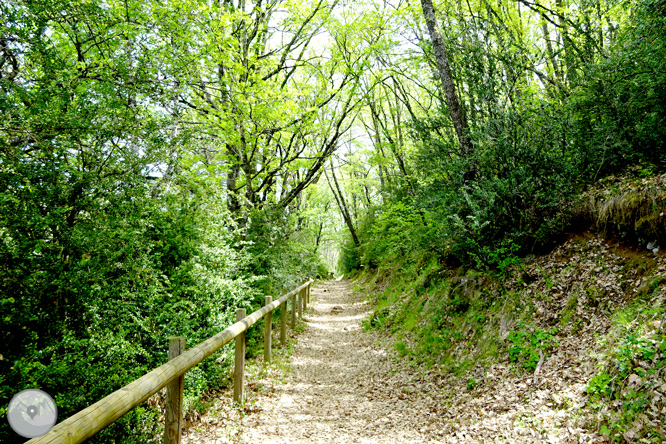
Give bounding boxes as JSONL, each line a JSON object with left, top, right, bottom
{"left": 27, "top": 279, "right": 314, "bottom": 444}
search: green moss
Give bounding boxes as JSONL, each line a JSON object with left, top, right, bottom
{"left": 394, "top": 340, "right": 409, "bottom": 357}
{"left": 404, "top": 311, "right": 418, "bottom": 331}
{"left": 356, "top": 260, "right": 516, "bottom": 378}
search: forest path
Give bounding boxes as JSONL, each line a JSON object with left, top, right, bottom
{"left": 181, "top": 279, "right": 445, "bottom": 443}
{"left": 232, "top": 279, "right": 441, "bottom": 443}
{"left": 181, "top": 279, "right": 588, "bottom": 444}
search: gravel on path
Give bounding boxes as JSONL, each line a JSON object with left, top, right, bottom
{"left": 182, "top": 279, "right": 592, "bottom": 444}
{"left": 236, "top": 279, "right": 442, "bottom": 443}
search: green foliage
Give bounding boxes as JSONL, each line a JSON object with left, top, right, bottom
{"left": 571, "top": 0, "right": 666, "bottom": 173}
{"left": 357, "top": 202, "right": 432, "bottom": 269}
{"left": 467, "top": 378, "right": 481, "bottom": 390}
{"left": 0, "top": 173, "right": 265, "bottom": 441}
{"left": 243, "top": 207, "right": 329, "bottom": 290}
{"left": 483, "top": 240, "right": 521, "bottom": 278}
{"left": 587, "top": 371, "right": 613, "bottom": 398}
{"left": 394, "top": 340, "right": 409, "bottom": 358}
{"left": 350, "top": 0, "right": 666, "bottom": 274}
{"left": 506, "top": 322, "right": 558, "bottom": 371}
{"left": 338, "top": 234, "right": 361, "bottom": 275}
{"left": 585, "top": 301, "right": 666, "bottom": 441}
{"left": 360, "top": 262, "right": 500, "bottom": 373}
{"left": 0, "top": 2, "right": 328, "bottom": 441}
{"left": 3, "top": 0, "right": 666, "bottom": 440}
{"left": 409, "top": 99, "right": 578, "bottom": 268}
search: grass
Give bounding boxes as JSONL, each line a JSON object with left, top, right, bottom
{"left": 357, "top": 262, "right": 513, "bottom": 374}
{"left": 584, "top": 283, "right": 666, "bottom": 442}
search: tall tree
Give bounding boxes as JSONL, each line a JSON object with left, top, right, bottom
{"left": 420, "top": 0, "right": 474, "bottom": 158}
{"left": 325, "top": 161, "right": 360, "bottom": 247}
{"left": 165, "top": 0, "right": 368, "bottom": 216}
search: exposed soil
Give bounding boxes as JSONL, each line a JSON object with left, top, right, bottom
{"left": 180, "top": 278, "right": 608, "bottom": 444}
{"left": 236, "top": 280, "right": 451, "bottom": 443}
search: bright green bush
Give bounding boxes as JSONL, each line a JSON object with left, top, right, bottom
{"left": 0, "top": 174, "right": 264, "bottom": 442}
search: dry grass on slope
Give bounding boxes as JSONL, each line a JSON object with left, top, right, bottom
{"left": 575, "top": 170, "right": 666, "bottom": 247}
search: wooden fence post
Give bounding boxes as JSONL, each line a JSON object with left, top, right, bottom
{"left": 298, "top": 287, "right": 303, "bottom": 318}
{"left": 290, "top": 291, "right": 296, "bottom": 329}
{"left": 280, "top": 289, "right": 287, "bottom": 345}
{"left": 28, "top": 282, "right": 316, "bottom": 444}
{"left": 233, "top": 308, "right": 246, "bottom": 403}
{"left": 307, "top": 282, "right": 311, "bottom": 305}
{"left": 264, "top": 296, "right": 272, "bottom": 363}
{"left": 164, "top": 336, "right": 185, "bottom": 444}
{"left": 303, "top": 282, "right": 308, "bottom": 311}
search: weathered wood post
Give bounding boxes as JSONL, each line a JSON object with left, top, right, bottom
{"left": 290, "top": 291, "right": 296, "bottom": 329}
{"left": 164, "top": 336, "right": 185, "bottom": 444}
{"left": 233, "top": 308, "right": 246, "bottom": 403}
{"left": 303, "top": 281, "right": 308, "bottom": 311}
{"left": 298, "top": 287, "right": 303, "bottom": 318}
{"left": 280, "top": 289, "right": 287, "bottom": 345}
{"left": 307, "top": 281, "right": 311, "bottom": 305}
{"left": 264, "top": 296, "right": 272, "bottom": 363}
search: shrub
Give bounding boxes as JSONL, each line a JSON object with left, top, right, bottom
{"left": 506, "top": 322, "right": 559, "bottom": 371}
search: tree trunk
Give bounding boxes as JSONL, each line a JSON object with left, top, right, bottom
{"left": 325, "top": 163, "right": 360, "bottom": 247}
{"left": 541, "top": 17, "right": 562, "bottom": 84}
{"left": 313, "top": 221, "right": 324, "bottom": 254}
{"left": 226, "top": 149, "right": 241, "bottom": 213}
{"left": 420, "top": 0, "right": 474, "bottom": 158}
{"left": 367, "top": 97, "right": 417, "bottom": 194}
{"left": 555, "top": 0, "right": 577, "bottom": 83}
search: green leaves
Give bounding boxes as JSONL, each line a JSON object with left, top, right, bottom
{"left": 0, "top": 1, "right": 345, "bottom": 442}
{"left": 507, "top": 322, "right": 559, "bottom": 371}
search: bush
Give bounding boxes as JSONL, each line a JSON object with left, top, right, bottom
{"left": 571, "top": 0, "right": 666, "bottom": 174}
{"left": 338, "top": 234, "right": 361, "bottom": 274}
{"left": 0, "top": 172, "right": 316, "bottom": 442}
{"left": 408, "top": 101, "right": 577, "bottom": 268}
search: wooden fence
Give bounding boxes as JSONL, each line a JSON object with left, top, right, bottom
{"left": 27, "top": 279, "right": 314, "bottom": 444}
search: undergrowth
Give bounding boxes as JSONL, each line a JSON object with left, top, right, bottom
{"left": 358, "top": 257, "right": 530, "bottom": 376}
{"left": 507, "top": 321, "right": 558, "bottom": 371}
{"left": 585, "top": 292, "right": 666, "bottom": 442}
{"left": 356, "top": 225, "right": 665, "bottom": 442}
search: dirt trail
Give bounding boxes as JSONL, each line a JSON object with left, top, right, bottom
{"left": 235, "top": 279, "right": 441, "bottom": 443}
{"left": 182, "top": 279, "right": 591, "bottom": 444}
